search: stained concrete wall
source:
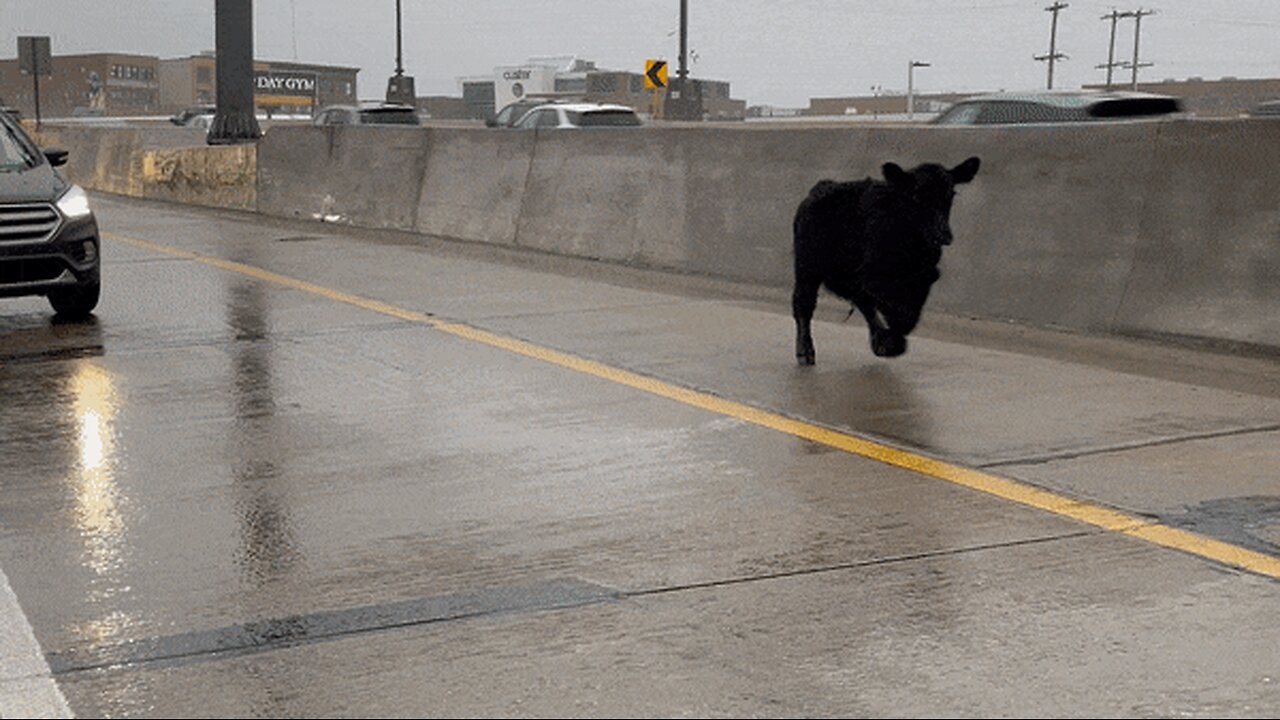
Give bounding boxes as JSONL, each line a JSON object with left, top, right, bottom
{"left": 31, "top": 120, "right": 1280, "bottom": 350}
{"left": 140, "top": 144, "right": 256, "bottom": 211}
{"left": 29, "top": 124, "right": 246, "bottom": 207}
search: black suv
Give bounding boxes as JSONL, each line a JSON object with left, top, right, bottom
{"left": 0, "top": 113, "right": 101, "bottom": 318}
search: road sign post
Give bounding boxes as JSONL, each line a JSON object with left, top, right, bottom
{"left": 17, "top": 36, "right": 51, "bottom": 127}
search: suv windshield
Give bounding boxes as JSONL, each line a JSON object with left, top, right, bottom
{"left": 494, "top": 102, "right": 539, "bottom": 126}
{"left": 0, "top": 116, "right": 39, "bottom": 171}
{"left": 570, "top": 110, "right": 642, "bottom": 127}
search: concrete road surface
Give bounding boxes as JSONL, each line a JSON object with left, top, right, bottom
{"left": 1, "top": 194, "right": 1278, "bottom": 718}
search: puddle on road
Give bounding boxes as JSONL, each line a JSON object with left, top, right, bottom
{"left": 1161, "top": 496, "right": 1280, "bottom": 556}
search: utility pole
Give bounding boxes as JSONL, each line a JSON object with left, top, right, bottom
{"left": 1035, "top": 2, "right": 1069, "bottom": 90}
{"left": 907, "top": 60, "right": 930, "bottom": 120}
{"left": 1123, "top": 8, "right": 1156, "bottom": 90}
{"left": 1097, "top": 9, "right": 1133, "bottom": 89}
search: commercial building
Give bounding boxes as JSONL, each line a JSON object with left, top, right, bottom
{"left": 0, "top": 51, "right": 358, "bottom": 118}
{"left": 458, "top": 56, "right": 746, "bottom": 121}
{"left": 159, "top": 54, "right": 359, "bottom": 115}
{"left": 0, "top": 52, "right": 160, "bottom": 117}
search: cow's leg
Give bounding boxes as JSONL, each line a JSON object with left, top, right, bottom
{"left": 853, "top": 295, "right": 907, "bottom": 358}
{"left": 792, "top": 276, "right": 821, "bottom": 365}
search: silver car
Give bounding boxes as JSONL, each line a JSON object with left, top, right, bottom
{"left": 513, "top": 103, "right": 643, "bottom": 129}
{"left": 932, "top": 90, "right": 1183, "bottom": 125}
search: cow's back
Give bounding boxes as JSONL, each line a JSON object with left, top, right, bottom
{"left": 793, "top": 178, "right": 874, "bottom": 285}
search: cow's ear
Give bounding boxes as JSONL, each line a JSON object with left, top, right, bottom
{"left": 882, "top": 162, "right": 910, "bottom": 187}
{"left": 950, "top": 156, "right": 981, "bottom": 184}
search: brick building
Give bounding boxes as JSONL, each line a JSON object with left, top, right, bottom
{"left": 159, "top": 54, "right": 359, "bottom": 115}
{"left": 0, "top": 53, "right": 160, "bottom": 117}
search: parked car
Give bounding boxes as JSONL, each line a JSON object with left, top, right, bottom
{"left": 185, "top": 113, "right": 215, "bottom": 130}
{"left": 513, "top": 103, "right": 643, "bottom": 129}
{"left": 932, "top": 90, "right": 1183, "bottom": 125}
{"left": 170, "top": 105, "right": 215, "bottom": 126}
{"left": 486, "top": 99, "right": 552, "bottom": 128}
{"left": 0, "top": 111, "right": 100, "bottom": 318}
{"left": 313, "top": 104, "right": 421, "bottom": 127}
{"left": 1248, "top": 100, "right": 1280, "bottom": 118}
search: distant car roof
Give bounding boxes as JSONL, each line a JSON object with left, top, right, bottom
{"left": 536, "top": 103, "right": 637, "bottom": 113}
{"left": 934, "top": 89, "right": 1182, "bottom": 124}
{"left": 1250, "top": 99, "right": 1280, "bottom": 116}
{"left": 949, "top": 90, "right": 1179, "bottom": 108}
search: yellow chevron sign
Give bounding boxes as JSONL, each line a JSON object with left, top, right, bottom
{"left": 645, "top": 59, "right": 668, "bottom": 90}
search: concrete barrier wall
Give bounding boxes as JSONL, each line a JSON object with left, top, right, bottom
{"left": 1119, "top": 120, "right": 1280, "bottom": 347}
{"left": 414, "top": 128, "right": 535, "bottom": 247}
{"left": 34, "top": 120, "right": 1280, "bottom": 350}
{"left": 140, "top": 144, "right": 256, "bottom": 211}
{"left": 257, "top": 126, "right": 430, "bottom": 228}
{"left": 29, "top": 124, "right": 250, "bottom": 208}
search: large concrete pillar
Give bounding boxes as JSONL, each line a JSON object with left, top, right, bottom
{"left": 208, "top": 0, "right": 262, "bottom": 145}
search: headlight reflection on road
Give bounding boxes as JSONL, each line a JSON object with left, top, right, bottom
{"left": 69, "top": 362, "right": 125, "bottom": 576}
{"left": 67, "top": 361, "right": 144, "bottom": 711}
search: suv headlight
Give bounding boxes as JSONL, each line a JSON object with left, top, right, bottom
{"left": 56, "top": 185, "right": 93, "bottom": 220}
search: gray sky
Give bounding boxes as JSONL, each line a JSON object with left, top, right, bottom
{"left": 3, "top": 1, "right": 1278, "bottom": 107}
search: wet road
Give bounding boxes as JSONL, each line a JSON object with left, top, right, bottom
{"left": 2, "top": 194, "right": 1279, "bottom": 718}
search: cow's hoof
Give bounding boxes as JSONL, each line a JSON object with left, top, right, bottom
{"left": 797, "top": 352, "right": 815, "bottom": 366}
{"left": 871, "top": 333, "right": 907, "bottom": 358}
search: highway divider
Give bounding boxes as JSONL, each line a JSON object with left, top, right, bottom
{"left": 31, "top": 119, "right": 1280, "bottom": 351}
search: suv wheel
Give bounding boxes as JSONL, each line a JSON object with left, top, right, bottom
{"left": 48, "top": 279, "right": 100, "bottom": 319}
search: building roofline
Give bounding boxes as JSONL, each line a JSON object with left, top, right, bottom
{"left": 158, "top": 54, "right": 361, "bottom": 72}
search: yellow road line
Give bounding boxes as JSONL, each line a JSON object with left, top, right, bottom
{"left": 107, "top": 231, "right": 1280, "bottom": 580}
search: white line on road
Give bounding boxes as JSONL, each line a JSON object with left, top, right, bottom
{"left": 0, "top": 566, "right": 73, "bottom": 719}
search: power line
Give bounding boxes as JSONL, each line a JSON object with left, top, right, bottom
{"left": 1034, "top": 2, "right": 1069, "bottom": 90}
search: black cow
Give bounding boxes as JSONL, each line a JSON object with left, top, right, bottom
{"left": 791, "top": 157, "right": 981, "bottom": 365}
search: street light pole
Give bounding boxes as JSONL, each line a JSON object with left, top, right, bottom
{"left": 677, "top": 0, "right": 688, "bottom": 86}
{"left": 385, "top": 0, "right": 415, "bottom": 105}
{"left": 208, "top": 0, "right": 261, "bottom": 145}
{"left": 907, "top": 60, "right": 930, "bottom": 120}
{"left": 394, "top": 0, "right": 404, "bottom": 78}
{"left": 667, "top": 0, "right": 701, "bottom": 121}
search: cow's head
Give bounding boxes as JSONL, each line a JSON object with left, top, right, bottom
{"left": 881, "top": 156, "right": 981, "bottom": 247}
{"left": 862, "top": 157, "right": 980, "bottom": 346}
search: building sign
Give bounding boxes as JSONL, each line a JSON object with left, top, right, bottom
{"left": 493, "top": 65, "right": 556, "bottom": 112}
{"left": 254, "top": 70, "right": 317, "bottom": 107}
